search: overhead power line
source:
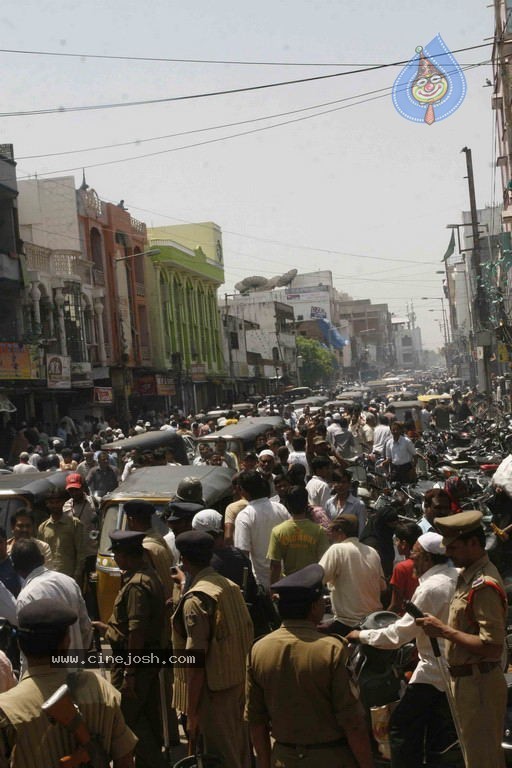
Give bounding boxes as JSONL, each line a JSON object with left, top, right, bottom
{"left": 0, "top": 49, "right": 491, "bottom": 119}
{"left": 17, "top": 86, "right": 393, "bottom": 160}
{"left": 0, "top": 41, "right": 491, "bottom": 67}
{"left": 16, "top": 61, "right": 487, "bottom": 178}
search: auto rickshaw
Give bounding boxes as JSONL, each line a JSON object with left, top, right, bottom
{"left": 196, "top": 416, "right": 284, "bottom": 465}
{"left": 95, "top": 464, "right": 234, "bottom": 622}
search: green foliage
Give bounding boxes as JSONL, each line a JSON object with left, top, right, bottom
{"left": 296, "top": 335, "right": 336, "bottom": 387}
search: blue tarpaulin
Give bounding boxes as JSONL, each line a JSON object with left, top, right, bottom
{"left": 317, "top": 319, "right": 348, "bottom": 350}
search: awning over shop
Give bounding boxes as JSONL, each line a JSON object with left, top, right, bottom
{"left": 317, "top": 319, "right": 348, "bottom": 350}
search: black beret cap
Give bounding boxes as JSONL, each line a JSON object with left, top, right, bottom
{"left": 175, "top": 530, "right": 215, "bottom": 557}
{"left": 271, "top": 564, "right": 324, "bottom": 605}
{"left": 110, "top": 530, "right": 145, "bottom": 552}
{"left": 166, "top": 501, "right": 204, "bottom": 522}
{"left": 18, "top": 599, "right": 77, "bottom": 631}
{"left": 124, "top": 500, "right": 155, "bottom": 518}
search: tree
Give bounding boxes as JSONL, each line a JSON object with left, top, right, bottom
{"left": 296, "top": 335, "right": 337, "bottom": 387}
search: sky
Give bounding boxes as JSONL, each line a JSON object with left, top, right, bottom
{"left": 0, "top": 0, "right": 497, "bottom": 350}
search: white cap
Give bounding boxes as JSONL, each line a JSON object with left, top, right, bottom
{"left": 332, "top": 412, "right": 341, "bottom": 420}
{"left": 258, "top": 449, "right": 274, "bottom": 459}
{"left": 134, "top": 425, "right": 145, "bottom": 434}
{"left": 417, "top": 532, "right": 446, "bottom": 555}
{"left": 192, "top": 509, "right": 223, "bottom": 534}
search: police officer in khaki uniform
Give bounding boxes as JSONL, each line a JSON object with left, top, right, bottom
{"left": 124, "top": 501, "right": 174, "bottom": 602}
{"left": 417, "top": 510, "right": 507, "bottom": 768}
{"left": 0, "top": 599, "right": 137, "bottom": 768}
{"left": 172, "top": 531, "right": 253, "bottom": 768}
{"left": 245, "top": 564, "right": 375, "bottom": 768}
{"left": 124, "top": 498, "right": 181, "bottom": 746}
{"left": 92, "top": 531, "right": 167, "bottom": 768}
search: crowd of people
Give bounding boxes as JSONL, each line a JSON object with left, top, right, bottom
{"left": 0, "top": 392, "right": 505, "bottom": 767}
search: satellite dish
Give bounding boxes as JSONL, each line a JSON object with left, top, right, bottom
{"left": 276, "top": 269, "right": 298, "bottom": 287}
{"left": 237, "top": 276, "right": 269, "bottom": 292}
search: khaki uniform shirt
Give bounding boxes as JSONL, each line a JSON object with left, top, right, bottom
{"left": 246, "top": 620, "right": 360, "bottom": 744}
{"left": 62, "top": 496, "right": 98, "bottom": 558}
{"left": 142, "top": 528, "right": 174, "bottom": 603}
{"left": 105, "top": 565, "right": 165, "bottom": 651}
{"left": 0, "top": 666, "right": 137, "bottom": 768}
{"left": 446, "top": 553, "right": 506, "bottom": 666}
{"left": 37, "top": 516, "right": 86, "bottom": 582}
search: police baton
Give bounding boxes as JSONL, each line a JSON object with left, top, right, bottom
{"left": 405, "top": 601, "right": 468, "bottom": 767}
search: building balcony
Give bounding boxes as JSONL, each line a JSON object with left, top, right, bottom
{"left": 130, "top": 216, "right": 146, "bottom": 235}
{"left": 25, "top": 243, "right": 93, "bottom": 284}
{"left": 135, "top": 282, "right": 145, "bottom": 297}
{"left": 25, "top": 242, "right": 52, "bottom": 272}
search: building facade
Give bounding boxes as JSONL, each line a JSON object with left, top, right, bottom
{"left": 224, "top": 292, "right": 297, "bottom": 393}
{"left": 147, "top": 223, "right": 226, "bottom": 413}
{"left": 0, "top": 144, "right": 32, "bottom": 445}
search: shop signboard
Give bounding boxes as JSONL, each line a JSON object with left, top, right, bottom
{"left": 0, "top": 343, "right": 39, "bottom": 379}
{"left": 155, "top": 375, "right": 175, "bottom": 396}
{"left": 94, "top": 386, "right": 113, "bottom": 403}
{"left": 47, "top": 355, "right": 71, "bottom": 389}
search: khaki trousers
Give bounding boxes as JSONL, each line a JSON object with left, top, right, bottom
{"left": 451, "top": 666, "right": 506, "bottom": 768}
{"left": 199, "top": 682, "right": 249, "bottom": 768}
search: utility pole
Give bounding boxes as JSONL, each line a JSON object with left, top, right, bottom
{"left": 462, "top": 147, "right": 490, "bottom": 392}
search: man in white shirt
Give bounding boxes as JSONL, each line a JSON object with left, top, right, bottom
{"left": 326, "top": 413, "right": 343, "bottom": 446}
{"left": 347, "top": 532, "right": 458, "bottom": 768}
{"left": 306, "top": 457, "right": 332, "bottom": 509}
{"left": 12, "top": 539, "right": 92, "bottom": 652}
{"left": 383, "top": 421, "right": 416, "bottom": 483}
{"left": 319, "top": 514, "right": 385, "bottom": 635}
{"left": 12, "top": 453, "right": 39, "bottom": 475}
{"left": 372, "top": 416, "right": 392, "bottom": 457}
{"left": 234, "top": 470, "right": 289, "bottom": 590}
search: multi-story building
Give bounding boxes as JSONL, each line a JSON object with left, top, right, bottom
{"left": 0, "top": 144, "right": 33, "bottom": 440}
{"left": 17, "top": 175, "right": 97, "bottom": 424}
{"left": 336, "top": 299, "right": 393, "bottom": 378}
{"left": 77, "top": 185, "right": 153, "bottom": 423}
{"left": 16, "top": 176, "right": 153, "bottom": 426}
{"left": 391, "top": 317, "right": 422, "bottom": 370}
{"left": 146, "top": 223, "right": 226, "bottom": 412}
{"left": 275, "top": 270, "right": 350, "bottom": 370}
{"left": 224, "top": 292, "right": 297, "bottom": 392}
{"left": 219, "top": 309, "right": 260, "bottom": 401}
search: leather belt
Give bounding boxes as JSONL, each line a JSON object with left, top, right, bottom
{"left": 449, "top": 661, "right": 501, "bottom": 678}
{"left": 276, "top": 738, "right": 347, "bottom": 750}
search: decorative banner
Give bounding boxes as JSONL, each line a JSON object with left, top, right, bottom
{"left": 47, "top": 354, "right": 71, "bottom": 389}
{"left": 94, "top": 386, "right": 113, "bottom": 403}
{"left": 0, "top": 343, "right": 39, "bottom": 379}
{"left": 392, "top": 35, "right": 466, "bottom": 125}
